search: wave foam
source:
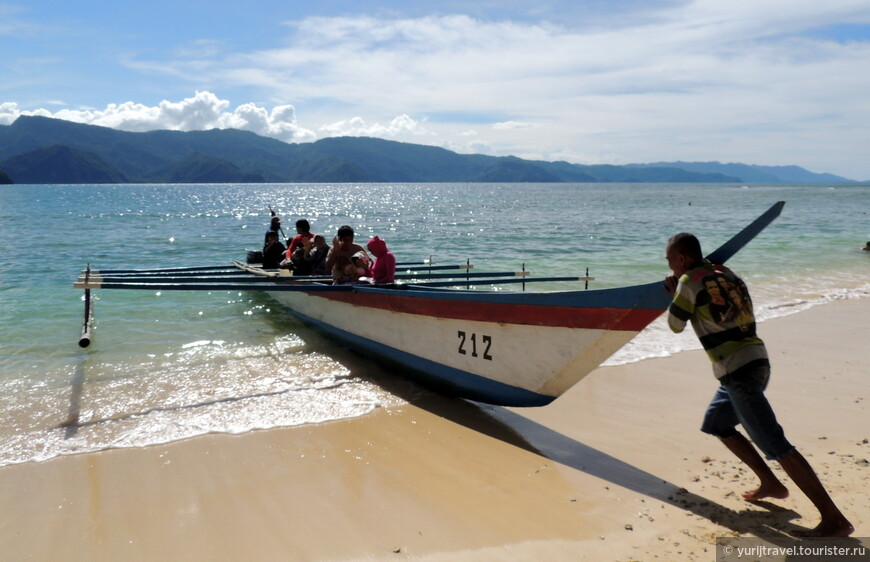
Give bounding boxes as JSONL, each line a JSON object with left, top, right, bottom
{"left": 0, "top": 335, "right": 403, "bottom": 467}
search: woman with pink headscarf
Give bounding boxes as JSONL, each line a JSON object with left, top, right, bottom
{"left": 366, "top": 236, "right": 396, "bottom": 284}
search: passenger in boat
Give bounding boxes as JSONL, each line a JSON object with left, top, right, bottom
{"left": 306, "top": 234, "right": 330, "bottom": 276}
{"left": 262, "top": 231, "right": 287, "bottom": 269}
{"left": 325, "top": 225, "right": 369, "bottom": 282}
{"left": 277, "top": 220, "right": 319, "bottom": 274}
{"left": 348, "top": 251, "right": 373, "bottom": 282}
{"left": 664, "top": 232, "right": 853, "bottom": 538}
{"left": 333, "top": 252, "right": 370, "bottom": 284}
{"left": 282, "top": 243, "right": 310, "bottom": 274}
{"left": 264, "top": 216, "right": 284, "bottom": 246}
{"left": 287, "top": 232, "right": 329, "bottom": 276}
{"left": 366, "top": 236, "right": 396, "bottom": 284}
{"left": 285, "top": 219, "right": 315, "bottom": 261}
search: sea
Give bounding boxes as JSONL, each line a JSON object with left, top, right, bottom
{"left": 1, "top": 182, "right": 868, "bottom": 467}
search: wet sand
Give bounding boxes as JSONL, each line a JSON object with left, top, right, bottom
{"left": 1, "top": 299, "right": 867, "bottom": 561}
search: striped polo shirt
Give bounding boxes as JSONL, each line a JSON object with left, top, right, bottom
{"left": 668, "top": 262, "right": 768, "bottom": 379}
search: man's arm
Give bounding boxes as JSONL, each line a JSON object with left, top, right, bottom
{"left": 664, "top": 275, "right": 692, "bottom": 334}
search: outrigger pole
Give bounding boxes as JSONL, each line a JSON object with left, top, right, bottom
{"left": 79, "top": 270, "right": 543, "bottom": 285}
{"left": 78, "top": 265, "right": 94, "bottom": 348}
{"left": 88, "top": 260, "right": 454, "bottom": 276}
{"left": 74, "top": 272, "right": 595, "bottom": 292}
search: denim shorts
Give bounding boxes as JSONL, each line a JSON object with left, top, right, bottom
{"left": 700, "top": 361, "right": 795, "bottom": 460}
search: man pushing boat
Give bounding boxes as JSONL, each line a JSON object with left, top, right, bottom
{"left": 664, "top": 232, "right": 853, "bottom": 538}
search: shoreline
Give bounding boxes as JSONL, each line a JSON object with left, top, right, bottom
{"left": 1, "top": 298, "right": 867, "bottom": 560}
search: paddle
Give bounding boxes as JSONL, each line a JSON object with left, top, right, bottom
{"left": 268, "top": 205, "right": 289, "bottom": 243}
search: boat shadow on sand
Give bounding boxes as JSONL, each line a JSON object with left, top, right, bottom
{"left": 240, "top": 283, "right": 834, "bottom": 546}
{"left": 243, "top": 295, "right": 818, "bottom": 544}
{"left": 367, "top": 367, "right": 819, "bottom": 548}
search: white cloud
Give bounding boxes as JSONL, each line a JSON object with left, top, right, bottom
{"left": 0, "top": 102, "right": 22, "bottom": 125}
{"left": 442, "top": 138, "right": 495, "bottom": 156}
{"left": 319, "top": 114, "right": 427, "bottom": 138}
{"left": 493, "top": 121, "right": 533, "bottom": 131}
{"left": 1, "top": 91, "right": 317, "bottom": 142}
{"left": 1, "top": 91, "right": 435, "bottom": 145}
{"left": 217, "top": 101, "right": 314, "bottom": 141}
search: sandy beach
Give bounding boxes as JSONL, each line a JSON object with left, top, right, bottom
{"left": 1, "top": 298, "right": 867, "bottom": 561}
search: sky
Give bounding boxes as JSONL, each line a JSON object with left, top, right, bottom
{"left": 2, "top": 0, "right": 870, "bottom": 180}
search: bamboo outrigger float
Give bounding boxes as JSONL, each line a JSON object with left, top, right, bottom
{"left": 74, "top": 201, "right": 784, "bottom": 407}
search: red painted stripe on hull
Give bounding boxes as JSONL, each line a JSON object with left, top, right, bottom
{"left": 309, "top": 291, "right": 662, "bottom": 331}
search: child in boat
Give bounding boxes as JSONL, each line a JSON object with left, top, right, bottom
{"left": 337, "top": 251, "right": 372, "bottom": 284}
{"left": 366, "top": 236, "right": 396, "bottom": 284}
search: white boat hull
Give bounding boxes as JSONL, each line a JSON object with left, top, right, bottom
{"left": 268, "top": 288, "right": 658, "bottom": 406}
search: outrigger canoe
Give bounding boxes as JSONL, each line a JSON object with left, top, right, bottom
{"left": 74, "top": 201, "right": 784, "bottom": 407}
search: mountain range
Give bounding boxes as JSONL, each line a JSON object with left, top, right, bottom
{"left": 0, "top": 115, "right": 857, "bottom": 184}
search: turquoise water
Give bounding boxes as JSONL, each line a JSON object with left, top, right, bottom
{"left": 1, "top": 183, "right": 868, "bottom": 466}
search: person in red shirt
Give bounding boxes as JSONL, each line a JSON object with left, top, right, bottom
{"left": 283, "top": 219, "right": 315, "bottom": 274}
{"left": 366, "top": 236, "right": 396, "bottom": 284}
{"left": 285, "top": 219, "right": 315, "bottom": 258}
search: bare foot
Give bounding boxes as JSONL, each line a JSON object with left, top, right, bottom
{"left": 791, "top": 516, "right": 854, "bottom": 538}
{"left": 742, "top": 481, "right": 789, "bottom": 501}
